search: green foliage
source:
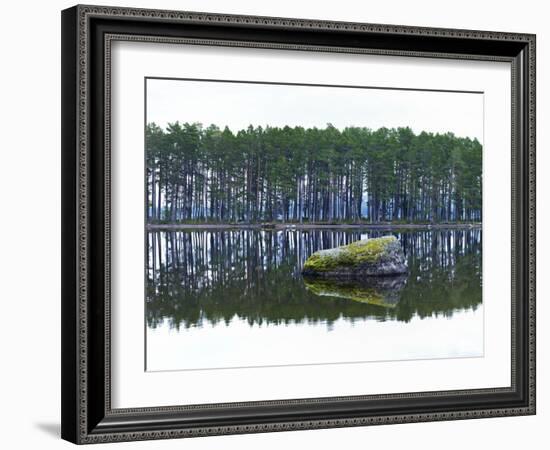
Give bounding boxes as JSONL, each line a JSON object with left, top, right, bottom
{"left": 146, "top": 123, "right": 482, "bottom": 224}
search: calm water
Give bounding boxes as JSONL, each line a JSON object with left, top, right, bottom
{"left": 146, "top": 228, "right": 482, "bottom": 371}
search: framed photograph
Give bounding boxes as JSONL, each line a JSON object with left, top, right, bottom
{"left": 61, "top": 5, "right": 536, "bottom": 444}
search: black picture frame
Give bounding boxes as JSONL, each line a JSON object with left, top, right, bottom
{"left": 61, "top": 4, "right": 536, "bottom": 444}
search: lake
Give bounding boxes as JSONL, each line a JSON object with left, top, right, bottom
{"left": 146, "top": 227, "right": 483, "bottom": 371}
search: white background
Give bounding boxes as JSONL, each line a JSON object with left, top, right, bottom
{"left": 0, "top": 0, "right": 546, "bottom": 449}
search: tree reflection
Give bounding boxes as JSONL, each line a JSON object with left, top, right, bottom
{"left": 146, "top": 228, "right": 482, "bottom": 329}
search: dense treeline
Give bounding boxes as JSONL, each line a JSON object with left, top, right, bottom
{"left": 146, "top": 123, "right": 482, "bottom": 223}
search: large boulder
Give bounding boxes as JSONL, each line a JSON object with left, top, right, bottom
{"left": 302, "top": 236, "right": 407, "bottom": 278}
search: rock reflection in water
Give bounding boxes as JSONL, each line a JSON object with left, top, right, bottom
{"left": 303, "top": 275, "right": 407, "bottom": 308}
{"left": 146, "top": 228, "right": 482, "bottom": 329}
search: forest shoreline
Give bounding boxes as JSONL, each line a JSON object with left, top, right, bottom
{"left": 146, "top": 222, "right": 482, "bottom": 230}
{"left": 146, "top": 124, "right": 482, "bottom": 225}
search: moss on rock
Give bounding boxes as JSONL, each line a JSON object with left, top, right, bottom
{"left": 302, "top": 236, "right": 407, "bottom": 278}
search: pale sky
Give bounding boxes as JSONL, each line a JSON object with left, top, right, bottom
{"left": 146, "top": 78, "right": 483, "bottom": 142}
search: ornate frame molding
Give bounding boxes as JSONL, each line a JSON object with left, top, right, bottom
{"left": 62, "top": 4, "right": 536, "bottom": 444}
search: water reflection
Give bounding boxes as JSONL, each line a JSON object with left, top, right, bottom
{"left": 146, "top": 228, "right": 481, "bottom": 329}
{"left": 303, "top": 275, "right": 408, "bottom": 308}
